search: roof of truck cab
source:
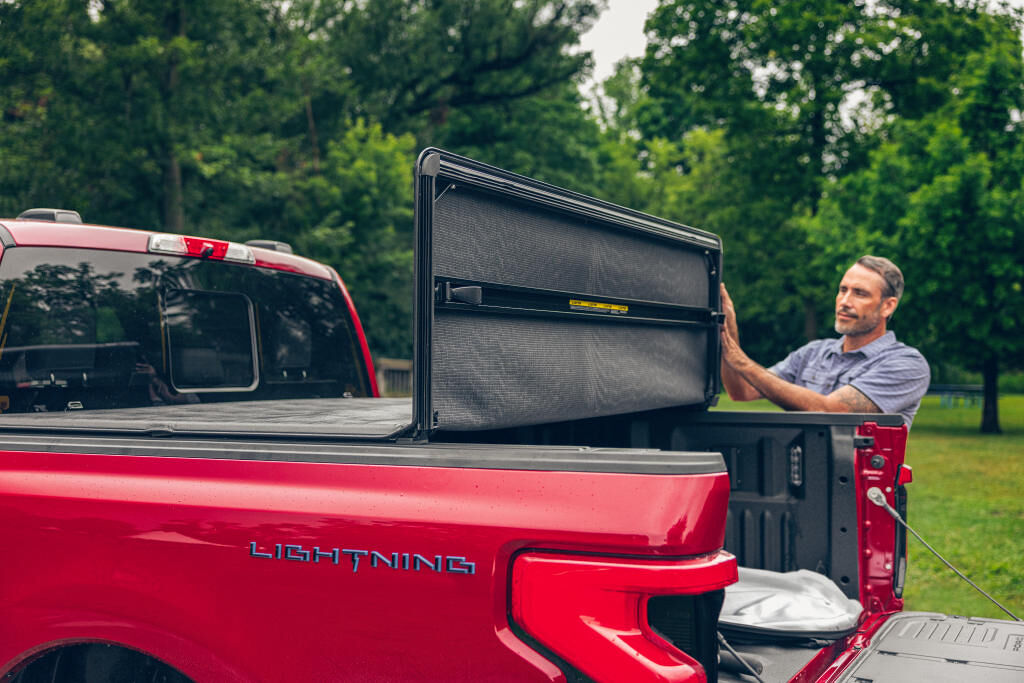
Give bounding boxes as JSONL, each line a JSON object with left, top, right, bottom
{"left": 0, "top": 219, "right": 335, "bottom": 281}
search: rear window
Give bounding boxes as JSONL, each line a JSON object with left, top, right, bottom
{"left": 0, "top": 247, "right": 370, "bottom": 413}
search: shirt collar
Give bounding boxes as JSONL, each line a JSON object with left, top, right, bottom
{"left": 837, "top": 330, "right": 896, "bottom": 358}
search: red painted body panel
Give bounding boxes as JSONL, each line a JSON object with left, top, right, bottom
{"left": 0, "top": 220, "right": 335, "bottom": 281}
{"left": 513, "top": 552, "right": 737, "bottom": 682}
{"left": 782, "top": 421, "right": 910, "bottom": 683}
{"left": 853, "top": 422, "right": 908, "bottom": 615}
{"left": 809, "top": 612, "right": 894, "bottom": 683}
{"left": 779, "top": 421, "right": 910, "bottom": 683}
{"left": 1, "top": 220, "right": 152, "bottom": 253}
{"left": 0, "top": 450, "right": 730, "bottom": 681}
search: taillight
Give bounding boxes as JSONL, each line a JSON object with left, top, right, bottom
{"left": 511, "top": 550, "right": 736, "bottom": 682}
{"left": 148, "top": 233, "right": 255, "bottom": 264}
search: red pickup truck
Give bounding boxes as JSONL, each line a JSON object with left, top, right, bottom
{"left": 1, "top": 150, "right": 1020, "bottom": 682}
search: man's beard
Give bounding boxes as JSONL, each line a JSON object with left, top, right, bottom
{"left": 835, "top": 304, "right": 883, "bottom": 337}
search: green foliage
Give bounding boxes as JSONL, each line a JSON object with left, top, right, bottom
{"left": 323, "top": 0, "right": 602, "bottom": 135}
{"left": 288, "top": 121, "right": 416, "bottom": 360}
{"left": 813, "top": 6, "right": 1024, "bottom": 431}
{"left": 1, "top": 0, "right": 606, "bottom": 361}
{"left": 637, "top": 0, "right": 908, "bottom": 362}
{"left": 433, "top": 82, "right": 605, "bottom": 194}
{"left": 901, "top": 395, "right": 1024, "bottom": 617}
{"left": 0, "top": 0, "right": 96, "bottom": 216}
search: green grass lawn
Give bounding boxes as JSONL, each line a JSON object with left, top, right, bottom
{"left": 713, "top": 393, "right": 1024, "bottom": 620}
{"left": 901, "top": 395, "right": 1024, "bottom": 619}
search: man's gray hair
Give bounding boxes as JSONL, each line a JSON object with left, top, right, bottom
{"left": 856, "top": 255, "right": 904, "bottom": 300}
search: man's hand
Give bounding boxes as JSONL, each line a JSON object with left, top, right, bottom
{"left": 720, "top": 307, "right": 752, "bottom": 371}
{"left": 719, "top": 283, "right": 763, "bottom": 400}
{"left": 720, "top": 283, "right": 738, "bottom": 339}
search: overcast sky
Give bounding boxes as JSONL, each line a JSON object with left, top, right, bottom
{"left": 578, "top": 0, "right": 659, "bottom": 87}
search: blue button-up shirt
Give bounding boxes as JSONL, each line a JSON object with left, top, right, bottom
{"left": 768, "top": 331, "right": 930, "bottom": 425}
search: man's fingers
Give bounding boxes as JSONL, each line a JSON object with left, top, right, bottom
{"left": 720, "top": 283, "right": 735, "bottom": 313}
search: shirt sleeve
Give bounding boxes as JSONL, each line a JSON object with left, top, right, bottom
{"left": 848, "top": 348, "right": 931, "bottom": 419}
{"left": 768, "top": 341, "right": 820, "bottom": 383}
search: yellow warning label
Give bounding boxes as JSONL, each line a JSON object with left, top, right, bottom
{"left": 569, "top": 299, "right": 628, "bottom": 315}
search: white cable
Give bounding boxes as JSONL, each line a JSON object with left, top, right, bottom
{"left": 866, "top": 487, "right": 1021, "bottom": 621}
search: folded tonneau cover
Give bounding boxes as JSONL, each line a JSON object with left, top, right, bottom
{"left": 413, "top": 149, "right": 723, "bottom": 436}
{"left": 836, "top": 612, "right": 1024, "bottom": 683}
{"left": 0, "top": 397, "right": 413, "bottom": 439}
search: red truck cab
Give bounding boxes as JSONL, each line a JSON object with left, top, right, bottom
{"left": 0, "top": 216, "right": 377, "bottom": 414}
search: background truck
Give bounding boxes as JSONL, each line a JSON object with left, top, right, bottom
{"left": 1, "top": 150, "right": 1020, "bottom": 682}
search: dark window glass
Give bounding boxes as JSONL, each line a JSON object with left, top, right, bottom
{"left": 163, "top": 289, "right": 257, "bottom": 390}
{"left": 0, "top": 247, "right": 370, "bottom": 413}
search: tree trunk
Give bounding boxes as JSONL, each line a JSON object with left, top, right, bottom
{"left": 980, "top": 355, "right": 1001, "bottom": 434}
{"left": 163, "top": 155, "right": 185, "bottom": 233}
{"left": 161, "top": 2, "right": 186, "bottom": 233}
{"left": 803, "top": 298, "right": 818, "bottom": 342}
{"left": 304, "top": 86, "right": 321, "bottom": 174}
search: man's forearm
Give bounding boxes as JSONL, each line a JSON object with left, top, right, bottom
{"left": 720, "top": 360, "right": 763, "bottom": 401}
{"left": 728, "top": 358, "right": 831, "bottom": 411}
{"left": 726, "top": 354, "right": 881, "bottom": 414}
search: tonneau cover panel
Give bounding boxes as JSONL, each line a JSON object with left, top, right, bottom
{"left": 414, "top": 149, "right": 723, "bottom": 434}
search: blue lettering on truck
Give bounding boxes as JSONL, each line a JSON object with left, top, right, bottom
{"left": 249, "top": 542, "right": 476, "bottom": 575}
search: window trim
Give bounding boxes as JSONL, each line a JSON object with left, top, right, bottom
{"left": 161, "top": 288, "right": 261, "bottom": 394}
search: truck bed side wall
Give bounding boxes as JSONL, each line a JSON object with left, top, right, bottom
{"left": 437, "top": 409, "right": 908, "bottom": 602}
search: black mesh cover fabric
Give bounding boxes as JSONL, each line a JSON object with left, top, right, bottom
{"left": 433, "top": 313, "right": 709, "bottom": 430}
{"left": 429, "top": 184, "right": 717, "bottom": 432}
{"left": 433, "top": 188, "right": 710, "bottom": 306}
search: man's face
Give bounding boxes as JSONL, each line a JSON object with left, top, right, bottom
{"left": 834, "top": 264, "right": 895, "bottom": 337}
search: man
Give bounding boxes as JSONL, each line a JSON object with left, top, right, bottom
{"left": 720, "top": 255, "right": 930, "bottom": 425}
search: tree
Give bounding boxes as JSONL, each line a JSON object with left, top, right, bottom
{"left": 815, "top": 7, "right": 1024, "bottom": 432}
{"left": 0, "top": 0, "right": 96, "bottom": 217}
{"left": 283, "top": 120, "right": 417, "bottom": 360}
{"left": 0, "top": 0, "right": 305, "bottom": 233}
{"left": 1, "top": 0, "right": 611, "bottom": 362}
{"left": 637, "top": 0, "right": 909, "bottom": 363}
{"left": 286, "top": 0, "right": 607, "bottom": 194}
{"left": 318, "top": 0, "right": 602, "bottom": 135}
{"left": 432, "top": 81, "right": 605, "bottom": 193}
